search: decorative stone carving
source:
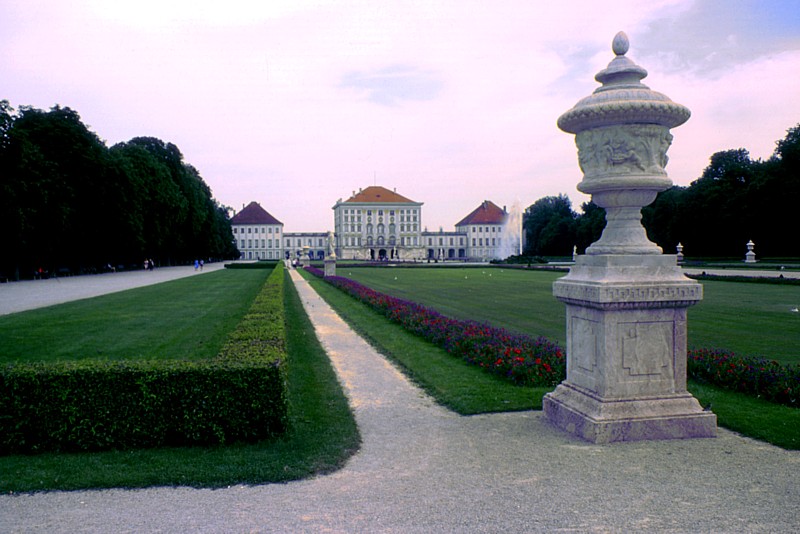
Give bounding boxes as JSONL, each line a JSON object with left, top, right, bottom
{"left": 543, "top": 32, "right": 716, "bottom": 443}
{"left": 576, "top": 124, "right": 672, "bottom": 179}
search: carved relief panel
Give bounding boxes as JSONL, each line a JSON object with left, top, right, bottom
{"left": 575, "top": 124, "right": 673, "bottom": 179}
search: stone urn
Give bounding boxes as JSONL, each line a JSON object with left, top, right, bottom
{"left": 543, "top": 32, "right": 716, "bottom": 443}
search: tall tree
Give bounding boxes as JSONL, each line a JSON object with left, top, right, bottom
{"left": 575, "top": 201, "right": 606, "bottom": 253}
{"left": 523, "top": 194, "right": 577, "bottom": 256}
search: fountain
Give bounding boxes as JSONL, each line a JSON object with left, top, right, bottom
{"left": 498, "top": 200, "right": 523, "bottom": 260}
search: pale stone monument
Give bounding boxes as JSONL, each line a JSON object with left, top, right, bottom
{"left": 300, "top": 246, "right": 311, "bottom": 268}
{"left": 325, "top": 231, "right": 337, "bottom": 277}
{"left": 676, "top": 242, "right": 684, "bottom": 263}
{"left": 543, "top": 32, "right": 716, "bottom": 443}
{"left": 745, "top": 240, "right": 756, "bottom": 263}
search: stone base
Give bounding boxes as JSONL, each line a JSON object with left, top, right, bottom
{"left": 543, "top": 382, "right": 716, "bottom": 444}
{"left": 324, "top": 258, "right": 336, "bottom": 277}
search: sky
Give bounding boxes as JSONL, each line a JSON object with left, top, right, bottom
{"left": 3, "top": 0, "right": 800, "bottom": 232}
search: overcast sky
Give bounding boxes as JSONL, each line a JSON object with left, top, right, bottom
{"left": 3, "top": 0, "right": 799, "bottom": 232}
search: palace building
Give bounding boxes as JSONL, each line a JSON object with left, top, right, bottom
{"left": 332, "top": 186, "right": 424, "bottom": 261}
{"left": 233, "top": 186, "right": 516, "bottom": 262}
{"left": 230, "top": 201, "right": 284, "bottom": 261}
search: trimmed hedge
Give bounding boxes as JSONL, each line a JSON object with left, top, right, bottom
{"left": 0, "top": 264, "right": 289, "bottom": 454}
{"left": 224, "top": 261, "right": 281, "bottom": 269}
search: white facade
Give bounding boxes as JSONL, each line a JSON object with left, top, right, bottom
{"left": 422, "top": 230, "right": 468, "bottom": 260}
{"left": 332, "top": 186, "right": 426, "bottom": 261}
{"left": 233, "top": 193, "right": 512, "bottom": 264}
{"left": 229, "top": 202, "right": 285, "bottom": 261}
{"left": 231, "top": 223, "right": 284, "bottom": 260}
{"left": 458, "top": 223, "right": 505, "bottom": 261}
{"left": 284, "top": 232, "right": 328, "bottom": 260}
{"left": 454, "top": 200, "right": 509, "bottom": 261}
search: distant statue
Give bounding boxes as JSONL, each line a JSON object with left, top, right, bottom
{"left": 326, "top": 231, "right": 336, "bottom": 259}
{"left": 745, "top": 240, "right": 756, "bottom": 263}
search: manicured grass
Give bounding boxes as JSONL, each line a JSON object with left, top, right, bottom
{"left": 303, "top": 272, "right": 544, "bottom": 414}
{"left": 0, "top": 270, "right": 270, "bottom": 363}
{"left": 324, "top": 266, "right": 799, "bottom": 449}
{"left": 0, "top": 271, "right": 359, "bottom": 492}
{"left": 343, "top": 267, "right": 800, "bottom": 364}
{"left": 688, "top": 280, "right": 800, "bottom": 364}
{"left": 341, "top": 267, "right": 567, "bottom": 344}
{"left": 688, "top": 380, "right": 800, "bottom": 450}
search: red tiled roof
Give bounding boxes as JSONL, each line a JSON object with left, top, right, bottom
{"left": 230, "top": 201, "right": 283, "bottom": 225}
{"left": 344, "top": 186, "right": 417, "bottom": 204}
{"left": 455, "top": 200, "right": 507, "bottom": 227}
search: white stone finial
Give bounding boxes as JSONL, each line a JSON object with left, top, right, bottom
{"left": 612, "top": 31, "right": 629, "bottom": 56}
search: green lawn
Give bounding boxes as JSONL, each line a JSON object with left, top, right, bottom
{"left": 341, "top": 267, "right": 567, "bottom": 343}
{"left": 0, "top": 270, "right": 359, "bottom": 492}
{"left": 342, "top": 266, "right": 800, "bottom": 364}
{"left": 688, "top": 280, "right": 800, "bottom": 364}
{"left": 0, "top": 270, "right": 270, "bottom": 363}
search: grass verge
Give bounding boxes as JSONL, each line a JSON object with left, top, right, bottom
{"left": 688, "top": 380, "right": 800, "bottom": 450}
{"left": 0, "top": 270, "right": 269, "bottom": 363}
{"left": 302, "top": 271, "right": 546, "bottom": 414}
{"left": 0, "top": 270, "right": 359, "bottom": 493}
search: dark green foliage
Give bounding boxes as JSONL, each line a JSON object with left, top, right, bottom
{"left": 0, "top": 103, "right": 238, "bottom": 280}
{"left": 0, "top": 265, "right": 289, "bottom": 455}
{"left": 522, "top": 194, "right": 577, "bottom": 256}
{"left": 225, "top": 261, "right": 280, "bottom": 269}
{"left": 0, "top": 359, "right": 285, "bottom": 454}
{"left": 643, "top": 124, "right": 800, "bottom": 257}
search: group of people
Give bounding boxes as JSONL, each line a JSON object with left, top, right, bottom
{"left": 193, "top": 259, "right": 204, "bottom": 271}
{"left": 143, "top": 259, "right": 155, "bottom": 271}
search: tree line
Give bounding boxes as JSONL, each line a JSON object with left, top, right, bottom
{"left": 0, "top": 101, "right": 238, "bottom": 280}
{"left": 523, "top": 123, "right": 800, "bottom": 259}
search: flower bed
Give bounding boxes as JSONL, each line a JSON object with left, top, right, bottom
{"left": 305, "top": 266, "right": 565, "bottom": 387}
{"left": 688, "top": 348, "right": 799, "bottom": 407}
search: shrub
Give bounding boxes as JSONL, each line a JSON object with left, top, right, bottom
{"left": 224, "top": 261, "right": 280, "bottom": 269}
{"left": 0, "top": 264, "right": 289, "bottom": 454}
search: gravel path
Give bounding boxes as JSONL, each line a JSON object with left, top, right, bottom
{"left": 1, "top": 268, "right": 798, "bottom": 532}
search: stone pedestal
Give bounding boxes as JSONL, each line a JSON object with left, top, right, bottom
{"left": 544, "top": 254, "right": 716, "bottom": 443}
{"left": 324, "top": 257, "right": 336, "bottom": 277}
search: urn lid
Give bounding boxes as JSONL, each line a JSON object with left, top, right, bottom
{"left": 557, "top": 32, "right": 690, "bottom": 134}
